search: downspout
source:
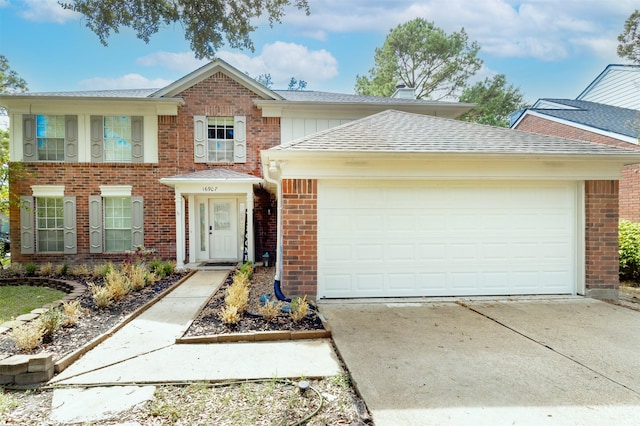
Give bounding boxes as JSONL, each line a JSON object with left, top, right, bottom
{"left": 263, "top": 159, "right": 291, "bottom": 302}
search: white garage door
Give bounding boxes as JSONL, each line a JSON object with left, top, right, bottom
{"left": 317, "top": 180, "right": 578, "bottom": 298}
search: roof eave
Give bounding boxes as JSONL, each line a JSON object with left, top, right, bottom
{"left": 263, "top": 149, "right": 640, "bottom": 163}
{"left": 254, "top": 99, "right": 475, "bottom": 118}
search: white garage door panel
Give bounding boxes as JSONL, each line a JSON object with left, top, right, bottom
{"left": 318, "top": 181, "right": 577, "bottom": 298}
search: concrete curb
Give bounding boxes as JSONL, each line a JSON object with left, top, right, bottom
{"left": 54, "top": 270, "right": 196, "bottom": 374}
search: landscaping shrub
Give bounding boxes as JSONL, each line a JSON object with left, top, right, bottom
{"left": 258, "top": 299, "right": 282, "bottom": 322}
{"left": 219, "top": 305, "right": 241, "bottom": 324}
{"left": 38, "top": 308, "right": 64, "bottom": 340}
{"left": 289, "top": 296, "right": 309, "bottom": 322}
{"left": 88, "top": 282, "right": 113, "bottom": 308}
{"left": 24, "top": 262, "right": 37, "bottom": 276}
{"left": 10, "top": 322, "right": 44, "bottom": 352}
{"left": 55, "top": 262, "right": 69, "bottom": 276}
{"left": 61, "top": 300, "right": 86, "bottom": 327}
{"left": 39, "top": 262, "right": 54, "bottom": 276}
{"left": 619, "top": 219, "right": 640, "bottom": 282}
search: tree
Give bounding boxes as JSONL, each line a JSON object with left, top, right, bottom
{"left": 255, "top": 74, "right": 307, "bottom": 90}
{"left": 458, "top": 74, "right": 527, "bottom": 127}
{"left": 287, "top": 77, "right": 307, "bottom": 91}
{"left": 355, "top": 18, "right": 482, "bottom": 100}
{"left": 618, "top": 9, "right": 640, "bottom": 64}
{"left": 0, "top": 55, "right": 28, "bottom": 94}
{"left": 62, "top": 0, "right": 310, "bottom": 59}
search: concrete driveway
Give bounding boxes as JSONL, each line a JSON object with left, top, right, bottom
{"left": 320, "top": 297, "right": 640, "bottom": 425}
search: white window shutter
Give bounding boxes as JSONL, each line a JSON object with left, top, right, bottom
{"left": 20, "top": 196, "right": 34, "bottom": 254}
{"left": 194, "top": 115, "right": 206, "bottom": 163}
{"left": 234, "top": 115, "right": 246, "bottom": 163}
{"left": 88, "top": 196, "right": 103, "bottom": 253}
{"left": 63, "top": 196, "right": 77, "bottom": 254}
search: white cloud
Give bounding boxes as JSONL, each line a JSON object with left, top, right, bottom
{"left": 279, "top": 0, "right": 637, "bottom": 62}
{"left": 136, "top": 52, "right": 208, "bottom": 74}
{"left": 19, "top": 0, "right": 79, "bottom": 24}
{"left": 217, "top": 42, "right": 339, "bottom": 88}
{"left": 78, "top": 74, "right": 171, "bottom": 90}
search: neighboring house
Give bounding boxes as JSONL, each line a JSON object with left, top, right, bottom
{"left": 2, "top": 59, "right": 639, "bottom": 302}
{"left": 511, "top": 64, "right": 640, "bottom": 221}
{"left": 0, "top": 59, "right": 470, "bottom": 269}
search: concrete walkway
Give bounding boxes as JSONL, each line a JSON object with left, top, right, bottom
{"left": 48, "top": 270, "right": 342, "bottom": 423}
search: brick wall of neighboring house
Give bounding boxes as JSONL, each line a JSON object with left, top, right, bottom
{"left": 584, "top": 180, "right": 620, "bottom": 300}
{"left": 515, "top": 114, "right": 640, "bottom": 220}
{"left": 281, "top": 178, "right": 317, "bottom": 298}
{"left": 9, "top": 71, "right": 280, "bottom": 265}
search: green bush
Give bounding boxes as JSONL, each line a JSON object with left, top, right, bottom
{"left": 619, "top": 219, "right": 640, "bottom": 282}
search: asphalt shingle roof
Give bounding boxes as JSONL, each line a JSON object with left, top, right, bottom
{"left": 273, "top": 90, "right": 450, "bottom": 105}
{"left": 162, "top": 169, "right": 261, "bottom": 181}
{"left": 12, "top": 89, "right": 160, "bottom": 98}
{"left": 271, "top": 109, "right": 640, "bottom": 155}
{"left": 530, "top": 99, "right": 640, "bottom": 138}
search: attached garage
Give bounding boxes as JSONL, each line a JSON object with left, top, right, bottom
{"left": 318, "top": 180, "right": 579, "bottom": 298}
{"left": 262, "top": 110, "right": 640, "bottom": 300}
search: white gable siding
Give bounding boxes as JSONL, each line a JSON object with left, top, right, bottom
{"left": 577, "top": 66, "right": 640, "bottom": 110}
{"left": 281, "top": 117, "right": 353, "bottom": 143}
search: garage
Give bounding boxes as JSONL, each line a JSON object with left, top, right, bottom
{"left": 318, "top": 180, "right": 578, "bottom": 298}
{"left": 263, "top": 110, "right": 640, "bottom": 301}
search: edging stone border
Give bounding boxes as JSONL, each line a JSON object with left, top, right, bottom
{"left": 0, "top": 278, "right": 86, "bottom": 334}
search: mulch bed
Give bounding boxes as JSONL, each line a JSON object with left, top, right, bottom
{"left": 0, "top": 271, "right": 189, "bottom": 362}
{"left": 184, "top": 266, "right": 326, "bottom": 337}
{"left": 0, "top": 265, "right": 326, "bottom": 362}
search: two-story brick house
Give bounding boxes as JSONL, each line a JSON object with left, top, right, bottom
{"left": 0, "top": 59, "right": 470, "bottom": 271}
{"left": 3, "top": 59, "right": 640, "bottom": 302}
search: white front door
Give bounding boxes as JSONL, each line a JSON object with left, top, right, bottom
{"left": 209, "top": 199, "right": 238, "bottom": 260}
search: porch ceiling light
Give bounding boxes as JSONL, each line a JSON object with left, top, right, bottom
{"left": 269, "top": 160, "right": 278, "bottom": 173}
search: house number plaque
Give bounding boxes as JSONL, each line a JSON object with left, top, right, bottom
{"left": 202, "top": 186, "right": 219, "bottom": 192}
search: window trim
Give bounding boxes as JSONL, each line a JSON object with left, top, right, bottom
{"left": 22, "top": 114, "right": 78, "bottom": 162}
{"left": 194, "top": 115, "right": 246, "bottom": 163}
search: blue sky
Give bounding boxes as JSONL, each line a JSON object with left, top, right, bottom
{"left": 0, "top": 0, "right": 638, "bottom": 105}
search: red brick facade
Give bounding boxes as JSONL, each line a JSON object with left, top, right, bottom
{"left": 281, "top": 178, "right": 317, "bottom": 297}
{"left": 584, "top": 180, "right": 620, "bottom": 299}
{"left": 516, "top": 114, "right": 640, "bottom": 220}
{"left": 280, "top": 177, "right": 622, "bottom": 300}
{"left": 9, "top": 71, "right": 279, "bottom": 265}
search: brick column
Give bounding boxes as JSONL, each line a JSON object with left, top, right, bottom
{"left": 281, "top": 179, "right": 317, "bottom": 298}
{"left": 585, "top": 180, "right": 619, "bottom": 300}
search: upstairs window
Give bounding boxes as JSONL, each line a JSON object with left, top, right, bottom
{"left": 207, "top": 117, "right": 235, "bottom": 162}
{"left": 91, "top": 115, "right": 144, "bottom": 163}
{"left": 194, "top": 115, "right": 246, "bottom": 163}
{"left": 36, "top": 115, "right": 65, "bottom": 161}
{"left": 22, "top": 114, "right": 78, "bottom": 162}
{"left": 104, "top": 116, "right": 133, "bottom": 162}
